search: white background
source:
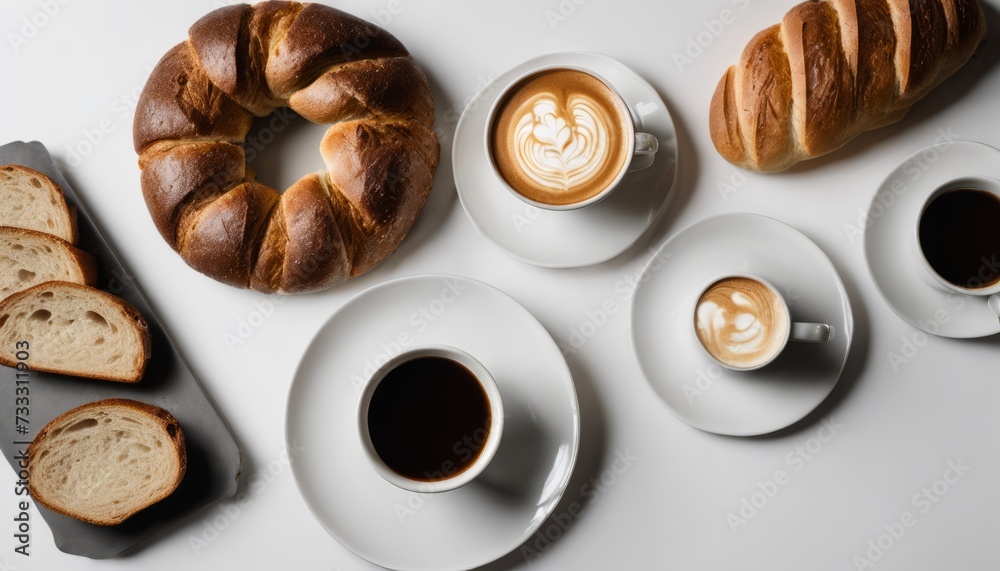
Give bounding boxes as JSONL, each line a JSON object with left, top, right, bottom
{"left": 3, "top": 0, "right": 1000, "bottom": 569}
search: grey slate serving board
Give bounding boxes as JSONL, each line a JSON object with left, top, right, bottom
{"left": 0, "top": 141, "right": 242, "bottom": 558}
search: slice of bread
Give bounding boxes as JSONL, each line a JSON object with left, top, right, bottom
{"left": 0, "top": 226, "right": 97, "bottom": 299}
{"left": 0, "top": 281, "right": 151, "bottom": 382}
{"left": 28, "top": 398, "right": 186, "bottom": 526}
{"left": 0, "top": 165, "right": 77, "bottom": 244}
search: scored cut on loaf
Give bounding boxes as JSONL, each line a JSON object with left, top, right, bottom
{"left": 0, "top": 226, "right": 97, "bottom": 299}
{"left": 0, "top": 164, "right": 78, "bottom": 244}
{"left": 28, "top": 398, "right": 186, "bottom": 526}
{"left": 708, "top": 0, "right": 986, "bottom": 172}
{"left": 0, "top": 281, "right": 151, "bottom": 382}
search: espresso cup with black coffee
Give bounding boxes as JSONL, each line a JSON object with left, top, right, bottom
{"left": 486, "top": 66, "right": 658, "bottom": 211}
{"left": 358, "top": 345, "right": 504, "bottom": 493}
{"left": 914, "top": 176, "right": 1000, "bottom": 318}
{"left": 694, "top": 274, "right": 832, "bottom": 371}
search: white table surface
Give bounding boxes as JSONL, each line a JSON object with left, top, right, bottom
{"left": 3, "top": 0, "right": 999, "bottom": 569}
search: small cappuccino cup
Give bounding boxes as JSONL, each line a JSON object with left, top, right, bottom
{"left": 358, "top": 345, "right": 504, "bottom": 493}
{"left": 485, "top": 65, "right": 658, "bottom": 211}
{"left": 694, "top": 274, "right": 832, "bottom": 371}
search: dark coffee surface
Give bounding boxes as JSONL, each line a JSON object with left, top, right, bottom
{"left": 368, "top": 357, "right": 490, "bottom": 481}
{"left": 919, "top": 189, "right": 1000, "bottom": 289}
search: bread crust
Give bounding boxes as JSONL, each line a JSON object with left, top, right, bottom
{"left": 0, "top": 281, "right": 152, "bottom": 382}
{"left": 139, "top": 141, "right": 247, "bottom": 248}
{"left": 133, "top": 43, "right": 254, "bottom": 155}
{"left": 178, "top": 182, "right": 280, "bottom": 288}
{"left": 709, "top": 0, "right": 986, "bottom": 172}
{"left": 250, "top": 174, "right": 351, "bottom": 293}
{"left": 263, "top": 2, "right": 408, "bottom": 98}
{"left": 135, "top": 2, "right": 438, "bottom": 294}
{"left": 27, "top": 398, "right": 187, "bottom": 526}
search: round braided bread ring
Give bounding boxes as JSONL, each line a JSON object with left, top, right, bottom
{"left": 133, "top": 1, "right": 439, "bottom": 294}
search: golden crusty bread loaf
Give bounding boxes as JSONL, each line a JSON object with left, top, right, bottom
{"left": 133, "top": 1, "right": 439, "bottom": 294}
{"left": 709, "top": 0, "right": 985, "bottom": 173}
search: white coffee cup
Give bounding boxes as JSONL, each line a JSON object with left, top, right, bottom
{"left": 913, "top": 175, "right": 1000, "bottom": 319}
{"left": 693, "top": 274, "right": 832, "bottom": 371}
{"left": 485, "top": 63, "right": 658, "bottom": 211}
{"left": 357, "top": 345, "right": 504, "bottom": 493}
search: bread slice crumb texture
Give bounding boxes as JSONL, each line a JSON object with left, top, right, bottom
{"left": 0, "top": 227, "right": 96, "bottom": 298}
{"left": 0, "top": 282, "right": 150, "bottom": 382}
{"left": 28, "top": 399, "right": 186, "bottom": 526}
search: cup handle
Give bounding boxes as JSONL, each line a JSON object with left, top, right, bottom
{"left": 790, "top": 322, "right": 833, "bottom": 343}
{"left": 627, "top": 132, "right": 658, "bottom": 172}
{"left": 988, "top": 293, "right": 1000, "bottom": 322}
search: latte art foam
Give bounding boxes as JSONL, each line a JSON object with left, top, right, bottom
{"left": 695, "top": 277, "right": 789, "bottom": 369}
{"left": 490, "top": 69, "right": 631, "bottom": 206}
{"left": 513, "top": 94, "right": 611, "bottom": 192}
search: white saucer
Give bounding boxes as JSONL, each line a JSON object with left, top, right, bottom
{"left": 863, "top": 140, "right": 1000, "bottom": 338}
{"left": 629, "top": 214, "right": 853, "bottom": 436}
{"left": 286, "top": 275, "right": 580, "bottom": 571}
{"left": 453, "top": 52, "right": 678, "bottom": 268}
